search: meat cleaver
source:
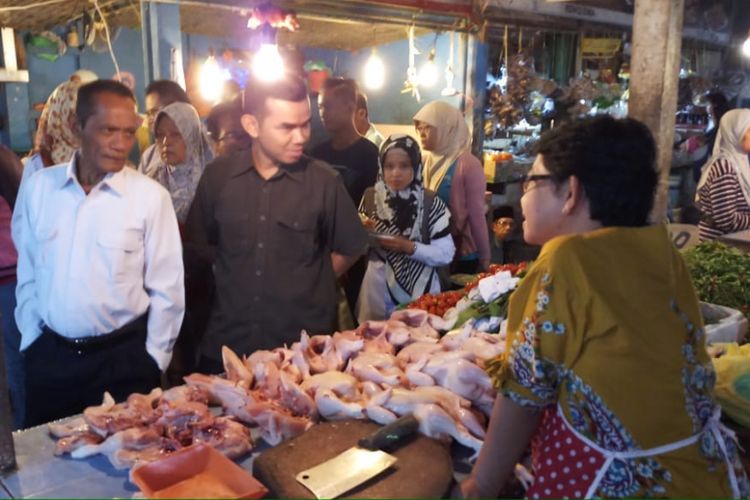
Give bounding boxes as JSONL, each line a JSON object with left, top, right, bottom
{"left": 295, "top": 414, "right": 419, "bottom": 499}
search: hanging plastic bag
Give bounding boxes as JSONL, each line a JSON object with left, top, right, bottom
{"left": 712, "top": 343, "right": 750, "bottom": 428}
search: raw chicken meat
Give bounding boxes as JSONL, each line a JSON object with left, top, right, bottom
{"left": 412, "top": 404, "right": 484, "bottom": 460}
{"left": 348, "top": 352, "right": 406, "bottom": 387}
{"left": 222, "top": 346, "right": 253, "bottom": 388}
{"left": 71, "top": 427, "right": 166, "bottom": 468}
{"left": 48, "top": 416, "right": 89, "bottom": 438}
{"left": 300, "top": 371, "right": 359, "bottom": 399}
{"left": 54, "top": 431, "right": 104, "bottom": 456}
{"left": 315, "top": 388, "right": 366, "bottom": 420}
{"left": 84, "top": 389, "right": 162, "bottom": 437}
{"left": 332, "top": 330, "right": 365, "bottom": 363}
{"left": 192, "top": 416, "right": 254, "bottom": 459}
{"left": 297, "top": 331, "right": 344, "bottom": 373}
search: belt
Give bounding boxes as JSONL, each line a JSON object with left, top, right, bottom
{"left": 43, "top": 314, "right": 148, "bottom": 355}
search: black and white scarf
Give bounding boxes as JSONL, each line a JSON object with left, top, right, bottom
{"left": 365, "top": 134, "right": 451, "bottom": 304}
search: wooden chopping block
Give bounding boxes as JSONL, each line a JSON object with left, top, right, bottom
{"left": 253, "top": 419, "right": 453, "bottom": 498}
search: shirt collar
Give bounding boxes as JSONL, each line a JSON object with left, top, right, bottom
{"left": 230, "top": 148, "right": 306, "bottom": 183}
{"left": 63, "top": 151, "right": 128, "bottom": 196}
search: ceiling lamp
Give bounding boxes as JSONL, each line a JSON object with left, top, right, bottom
{"left": 743, "top": 31, "right": 750, "bottom": 58}
{"left": 253, "top": 43, "right": 285, "bottom": 82}
{"left": 363, "top": 49, "right": 385, "bottom": 90}
{"left": 418, "top": 48, "right": 438, "bottom": 88}
{"left": 199, "top": 52, "right": 229, "bottom": 103}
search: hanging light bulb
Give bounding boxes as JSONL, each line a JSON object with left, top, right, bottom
{"left": 363, "top": 49, "right": 385, "bottom": 90}
{"left": 743, "top": 31, "right": 750, "bottom": 58}
{"left": 418, "top": 49, "right": 439, "bottom": 88}
{"left": 253, "top": 43, "right": 284, "bottom": 82}
{"left": 199, "top": 52, "right": 229, "bottom": 103}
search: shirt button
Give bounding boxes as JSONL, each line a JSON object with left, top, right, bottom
{"left": 257, "top": 242, "right": 264, "bottom": 249}
{"left": 256, "top": 269, "right": 262, "bottom": 276}
{"left": 259, "top": 215, "right": 266, "bottom": 222}
{"left": 251, "top": 323, "right": 259, "bottom": 330}
{"left": 253, "top": 296, "right": 260, "bottom": 302}
{"left": 262, "top": 187, "right": 269, "bottom": 194}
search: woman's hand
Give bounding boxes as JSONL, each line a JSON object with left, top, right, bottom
{"left": 377, "top": 235, "right": 416, "bottom": 255}
{"left": 360, "top": 215, "right": 376, "bottom": 231}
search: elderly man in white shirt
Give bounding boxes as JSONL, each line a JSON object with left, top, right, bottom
{"left": 12, "top": 80, "right": 184, "bottom": 427}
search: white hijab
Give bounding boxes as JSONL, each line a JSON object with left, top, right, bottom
{"left": 413, "top": 101, "right": 471, "bottom": 191}
{"left": 696, "top": 108, "right": 750, "bottom": 207}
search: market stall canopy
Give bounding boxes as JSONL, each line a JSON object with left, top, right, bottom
{"left": 0, "top": 0, "right": 475, "bottom": 50}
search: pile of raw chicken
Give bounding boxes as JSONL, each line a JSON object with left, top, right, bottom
{"left": 50, "top": 309, "right": 505, "bottom": 469}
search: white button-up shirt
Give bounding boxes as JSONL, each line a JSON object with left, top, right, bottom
{"left": 12, "top": 154, "right": 185, "bottom": 371}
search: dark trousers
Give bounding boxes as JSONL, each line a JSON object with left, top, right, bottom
{"left": 1, "top": 281, "right": 24, "bottom": 429}
{"left": 23, "top": 315, "right": 160, "bottom": 427}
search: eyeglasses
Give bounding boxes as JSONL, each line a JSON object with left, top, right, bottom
{"left": 522, "top": 174, "right": 555, "bottom": 194}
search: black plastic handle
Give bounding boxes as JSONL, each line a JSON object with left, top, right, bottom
{"left": 358, "top": 414, "right": 419, "bottom": 451}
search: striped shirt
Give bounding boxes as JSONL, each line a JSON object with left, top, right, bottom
{"left": 696, "top": 157, "right": 750, "bottom": 240}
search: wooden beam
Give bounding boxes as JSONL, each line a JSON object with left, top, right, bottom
{"left": 628, "top": 0, "right": 684, "bottom": 222}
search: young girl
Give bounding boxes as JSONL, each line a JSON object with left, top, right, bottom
{"left": 356, "top": 135, "right": 455, "bottom": 322}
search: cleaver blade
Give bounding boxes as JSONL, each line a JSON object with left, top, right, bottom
{"left": 295, "top": 414, "right": 419, "bottom": 499}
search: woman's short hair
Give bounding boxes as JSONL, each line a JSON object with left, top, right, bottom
{"left": 534, "top": 116, "right": 658, "bottom": 227}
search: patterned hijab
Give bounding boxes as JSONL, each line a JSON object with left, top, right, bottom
{"left": 35, "top": 79, "right": 82, "bottom": 165}
{"left": 373, "top": 134, "right": 426, "bottom": 242}
{"left": 367, "top": 134, "right": 452, "bottom": 303}
{"left": 413, "top": 100, "right": 471, "bottom": 191}
{"left": 153, "top": 102, "right": 213, "bottom": 223}
{"left": 697, "top": 108, "right": 750, "bottom": 207}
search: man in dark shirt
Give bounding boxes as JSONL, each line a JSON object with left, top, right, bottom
{"left": 312, "top": 78, "right": 379, "bottom": 315}
{"left": 312, "top": 78, "right": 379, "bottom": 207}
{"left": 185, "top": 74, "right": 368, "bottom": 372}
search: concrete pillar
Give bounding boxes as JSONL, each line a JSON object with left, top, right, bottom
{"left": 628, "top": 0, "right": 685, "bottom": 222}
{"left": 141, "top": 1, "right": 183, "bottom": 84}
{"left": 0, "top": 28, "right": 31, "bottom": 152}
{"left": 462, "top": 33, "right": 488, "bottom": 157}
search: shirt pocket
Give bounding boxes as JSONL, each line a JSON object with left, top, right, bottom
{"left": 216, "top": 209, "right": 251, "bottom": 256}
{"left": 97, "top": 229, "right": 144, "bottom": 282}
{"left": 275, "top": 213, "right": 318, "bottom": 265}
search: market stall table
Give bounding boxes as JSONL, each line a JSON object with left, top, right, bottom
{"left": 719, "top": 229, "right": 750, "bottom": 253}
{"left": 0, "top": 417, "right": 474, "bottom": 498}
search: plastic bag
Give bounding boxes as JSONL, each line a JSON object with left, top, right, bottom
{"left": 712, "top": 343, "right": 750, "bottom": 428}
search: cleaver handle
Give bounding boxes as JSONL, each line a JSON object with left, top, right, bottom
{"left": 358, "top": 414, "right": 419, "bottom": 451}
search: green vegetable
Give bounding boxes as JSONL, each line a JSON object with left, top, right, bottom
{"left": 455, "top": 293, "right": 510, "bottom": 329}
{"left": 684, "top": 241, "right": 750, "bottom": 321}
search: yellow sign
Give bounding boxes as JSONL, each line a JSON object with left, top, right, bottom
{"left": 581, "top": 38, "right": 621, "bottom": 58}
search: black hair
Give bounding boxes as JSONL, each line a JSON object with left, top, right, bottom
{"left": 533, "top": 115, "right": 658, "bottom": 227}
{"left": 76, "top": 79, "right": 135, "bottom": 128}
{"left": 145, "top": 80, "right": 190, "bottom": 105}
{"left": 206, "top": 98, "right": 246, "bottom": 139}
{"left": 321, "top": 77, "right": 358, "bottom": 107}
{"left": 242, "top": 73, "right": 308, "bottom": 116}
{"left": 0, "top": 146, "right": 21, "bottom": 210}
{"left": 705, "top": 92, "right": 730, "bottom": 124}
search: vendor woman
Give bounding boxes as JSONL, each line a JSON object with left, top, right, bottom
{"left": 356, "top": 135, "right": 454, "bottom": 322}
{"left": 459, "top": 116, "right": 748, "bottom": 498}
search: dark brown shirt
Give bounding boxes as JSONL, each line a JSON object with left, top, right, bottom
{"left": 185, "top": 149, "right": 367, "bottom": 361}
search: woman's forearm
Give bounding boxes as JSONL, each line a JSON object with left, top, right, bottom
{"left": 461, "top": 395, "right": 541, "bottom": 498}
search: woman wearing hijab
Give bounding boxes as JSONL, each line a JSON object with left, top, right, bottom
{"left": 695, "top": 108, "right": 750, "bottom": 240}
{"left": 414, "top": 101, "right": 490, "bottom": 274}
{"left": 21, "top": 78, "right": 85, "bottom": 190}
{"left": 356, "top": 135, "right": 455, "bottom": 322}
{"left": 152, "top": 102, "right": 213, "bottom": 225}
